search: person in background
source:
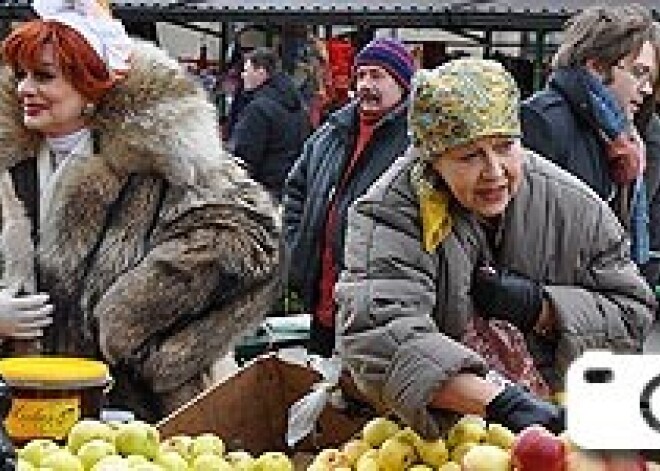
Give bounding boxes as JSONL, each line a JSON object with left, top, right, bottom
{"left": 635, "top": 22, "right": 660, "bottom": 291}
{"left": 0, "top": 0, "right": 280, "bottom": 421}
{"left": 336, "top": 59, "right": 655, "bottom": 437}
{"left": 283, "top": 38, "right": 414, "bottom": 357}
{"left": 521, "top": 5, "right": 656, "bottom": 269}
{"left": 223, "top": 47, "right": 250, "bottom": 141}
{"left": 229, "top": 47, "right": 311, "bottom": 202}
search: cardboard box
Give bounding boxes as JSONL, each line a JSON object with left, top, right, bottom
{"left": 157, "top": 354, "right": 372, "bottom": 455}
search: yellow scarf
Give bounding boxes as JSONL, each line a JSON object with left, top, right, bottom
{"left": 419, "top": 184, "right": 452, "bottom": 253}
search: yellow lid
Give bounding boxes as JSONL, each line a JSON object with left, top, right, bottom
{"left": 0, "top": 356, "right": 110, "bottom": 388}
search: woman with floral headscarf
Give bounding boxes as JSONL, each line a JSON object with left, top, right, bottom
{"left": 336, "top": 58, "right": 655, "bottom": 438}
{"left": 0, "top": 0, "right": 279, "bottom": 421}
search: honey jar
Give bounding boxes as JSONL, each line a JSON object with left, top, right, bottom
{"left": 0, "top": 357, "right": 112, "bottom": 444}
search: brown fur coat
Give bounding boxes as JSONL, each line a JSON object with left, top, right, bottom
{"left": 0, "top": 40, "right": 280, "bottom": 421}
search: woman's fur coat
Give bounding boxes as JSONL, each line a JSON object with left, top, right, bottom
{"left": 0, "top": 40, "right": 280, "bottom": 421}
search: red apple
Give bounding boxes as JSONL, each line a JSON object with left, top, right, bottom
{"left": 511, "top": 425, "right": 567, "bottom": 471}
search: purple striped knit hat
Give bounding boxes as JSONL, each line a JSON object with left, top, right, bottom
{"left": 354, "top": 38, "right": 416, "bottom": 91}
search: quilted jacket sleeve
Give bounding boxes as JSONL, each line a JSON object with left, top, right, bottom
{"left": 336, "top": 157, "right": 488, "bottom": 438}
{"left": 544, "top": 199, "right": 656, "bottom": 373}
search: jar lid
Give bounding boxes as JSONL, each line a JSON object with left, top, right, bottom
{"left": 0, "top": 356, "right": 110, "bottom": 388}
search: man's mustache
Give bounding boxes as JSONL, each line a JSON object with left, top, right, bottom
{"left": 357, "top": 88, "right": 381, "bottom": 102}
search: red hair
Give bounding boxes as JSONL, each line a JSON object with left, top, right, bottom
{"left": 1, "top": 20, "right": 116, "bottom": 102}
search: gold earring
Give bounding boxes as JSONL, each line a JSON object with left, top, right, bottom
{"left": 81, "top": 103, "right": 96, "bottom": 118}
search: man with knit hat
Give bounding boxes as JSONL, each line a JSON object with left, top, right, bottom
{"left": 283, "top": 37, "right": 415, "bottom": 357}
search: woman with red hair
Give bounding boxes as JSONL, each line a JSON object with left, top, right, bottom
{"left": 0, "top": 2, "right": 280, "bottom": 421}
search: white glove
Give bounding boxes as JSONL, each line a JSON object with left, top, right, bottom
{"left": 0, "top": 284, "right": 53, "bottom": 339}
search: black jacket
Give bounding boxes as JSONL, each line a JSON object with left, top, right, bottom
{"left": 521, "top": 70, "right": 615, "bottom": 201}
{"left": 641, "top": 114, "right": 660, "bottom": 286}
{"left": 283, "top": 100, "right": 409, "bottom": 355}
{"left": 230, "top": 72, "right": 311, "bottom": 201}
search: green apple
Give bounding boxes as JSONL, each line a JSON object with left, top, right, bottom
{"left": 90, "top": 455, "right": 130, "bottom": 471}
{"left": 19, "top": 440, "right": 60, "bottom": 467}
{"left": 355, "top": 450, "right": 379, "bottom": 471}
{"left": 159, "top": 436, "right": 193, "bottom": 463}
{"left": 40, "top": 449, "right": 83, "bottom": 471}
{"left": 114, "top": 421, "right": 159, "bottom": 460}
{"left": 190, "top": 433, "right": 224, "bottom": 458}
{"left": 131, "top": 463, "right": 167, "bottom": 471}
{"left": 155, "top": 450, "right": 190, "bottom": 471}
{"left": 355, "top": 457, "right": 379, "bottom": 471}
{"left": 225, "top": 451, "right": 255, "bottom": 471}
{"left": 191, "top": 453, "right": 232, "bottom": 471}
{"left": 461, "top": 444, "right": 511, "bottom": 471}
{"left": 394, "top": 427, "right": 422, "bottom": 446}
{"left": 17, "top": 458, "right": 36, "bottom": 471}
{"left": 67, "top": 420, "right": 115, "bottom": 454}
{"left": 340, "top": 439, "right": 371, "bottom": 467}
{"left": 485, "top": 423, "right": 515, "bottom": 450}
{"left": 308, "top": 448, "right": 350, "bottom": 470}
{"left": 377, "top": 437, "right": 416, "bottom": 471}
{"left": 446, "top": 418, "right": 486, "bottom": 449}
{"left": 417, "top": 438, "right": 449, "bottom": 468}
{"left": 450, "top": 441, "right": 477, "bottom": 464}
{"left": 125, "top": 455, "right": 150, "bottom": 467}
{"left": 76, "top": 439, "right": 116, "bottom": 470}
{"left": 361, "top": 417, "right": 400, "bottom": 447}
{"left": 252, "top": 452, "right": 294, "bottom": 471}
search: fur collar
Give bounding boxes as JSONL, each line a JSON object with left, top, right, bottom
{"left": 0, "top": 40, "right": 240, "bottom": 190}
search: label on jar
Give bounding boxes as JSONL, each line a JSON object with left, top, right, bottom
{"left": 5, "top": 396, "right": 80, "bottom": 440}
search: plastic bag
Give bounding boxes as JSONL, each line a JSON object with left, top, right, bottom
{"left": 286, "top": 354, "right": 342, "bottom": 447}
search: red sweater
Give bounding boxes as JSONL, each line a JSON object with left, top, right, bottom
{"left": 315, "top": 109, "right": 383, "bottom": 329}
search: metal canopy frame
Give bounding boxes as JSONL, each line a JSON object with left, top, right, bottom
{"left": 1, "top": 0, "right": 656, "bottom": 93}
{"left": 0, "top": 1, "right": 657, "bottom": 30}
{"left": 0, "top": 1, "right": 596, "bottom": 31}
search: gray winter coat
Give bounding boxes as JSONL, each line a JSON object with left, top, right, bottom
{"left": 336, "top": 147, "right": 655, "bottom": 437}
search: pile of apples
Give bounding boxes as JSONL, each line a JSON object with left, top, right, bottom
{"left": 306, "top": 416, "right": 656, "bottom": 471}
{"left": 16, "top": 419, "right": 294, "bottom": 471}
{"left": 306, "top": 416, "right": 516, "bottom": 471}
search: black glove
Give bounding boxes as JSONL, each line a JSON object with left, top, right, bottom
{"left": 0, "top": 376, "right": 16, "bottom": 470}
{"left": 485, "top": 383, "right": 565, "bottom": 434}
{"left": 471, "top": 265, "right": 543, "bottom": 333}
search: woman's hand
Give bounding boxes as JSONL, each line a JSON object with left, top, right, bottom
{"left": 471, "top": 265, "right": 543, "bottom": 333}
{"left": 485, "top": 383, "right": 565, "bottom": 434}
{"left": 0, "top": 285, "right": 53, "bottom": 339}
{"left": 430, "top": 374, "right": 564, "bottom": 434}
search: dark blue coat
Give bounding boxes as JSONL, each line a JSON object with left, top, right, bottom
{"left": 283, "top": 100, "right": 409, "bottom": 354}
{"left": 521, "top": 71, "right": 615, "bottom": 201}
{"left": 230, "top": 72, "right": 311, "bottom": 201}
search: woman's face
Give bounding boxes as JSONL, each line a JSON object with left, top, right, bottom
{"left": 15, "top": 43, "right": 88, "bottom": 137}
{"left": 431, "top": 136, "right": 524, "bottom": 218}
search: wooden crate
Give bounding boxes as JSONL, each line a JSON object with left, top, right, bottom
{"left": 157, "top": 354, "right": 371, "bottom": 455}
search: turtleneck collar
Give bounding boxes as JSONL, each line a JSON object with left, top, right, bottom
{"left": 45, "top": 128, "right": 92, "bottom": 159}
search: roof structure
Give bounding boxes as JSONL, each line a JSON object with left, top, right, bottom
{"left": 0, "top": 0, "right": 658, "bottom": 30}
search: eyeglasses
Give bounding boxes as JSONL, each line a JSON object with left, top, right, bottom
{"left": 615, "top": 63, "right": 652, "bottom": 85}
